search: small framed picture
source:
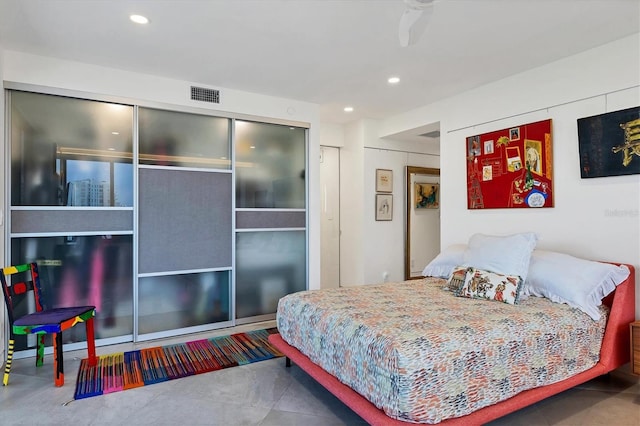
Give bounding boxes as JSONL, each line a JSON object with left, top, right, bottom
{"left": 376, "top": 169, "right": 393, "bottom": 193}
{"left": 509, "top": 127, "right": 520, "bottom": 141}
{"left": 467, "top": 136, "right": 481, "bottom": 157}
{"left": 375, "top": 194, "right": 393, "bottom": 221}
{"left": 415, "top": 183, "right": 439, "bottom": 209}
{"left": 484, "top": 140, "right": 494, "bottom": 155}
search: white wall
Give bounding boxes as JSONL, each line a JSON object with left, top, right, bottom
{"left": 380, "top": 33, "right": 640, "bottom": 315}
{"left": 339, "top": 121, "right": 366, "bottom": 285}
{"left": 319, "top": 122, "right": 345, "bottom": 148}
{"left": 0, "top": 50, "right": 322, "bottom": 291}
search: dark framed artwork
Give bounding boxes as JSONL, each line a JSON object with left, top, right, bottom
{"left": 466, "top": 119, "right": 553, "bottom": 209}
{"left": 577, "top": 106, "right": 640, "bottom": 178}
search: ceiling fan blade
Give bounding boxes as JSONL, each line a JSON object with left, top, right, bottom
{"left": 399, "top": 8, "right": 424, "bottom": 47}
{"left": 399, "top": 1, "right": 435, "bottom": 47}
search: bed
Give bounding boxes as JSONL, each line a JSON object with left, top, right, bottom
{"left": 268, "top": 239, "right": 636, "bottom": 425}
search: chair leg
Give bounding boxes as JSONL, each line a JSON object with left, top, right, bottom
{"left": 85, "top": 317, "right": 97, "bottom": 367}
{"left": 53, "top": 332, "right": 64, "bottom": 387}
{"left": 2, "top": 339, "right": 15, "bottom": 386}
{"left": 36, "top": 334, "right": 45, "bottom": 367}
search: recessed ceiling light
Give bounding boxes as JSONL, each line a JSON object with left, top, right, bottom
{"left": 388, "top": 76, "right": 400, "bottom": 84}
{"left": 250, "top": 146, "right": 256, "bottom": 149}
{"left": 130, "top": 14, "right": 149, "bottom": 24}
{"left": 111, "top": 131, "right": 120, "bottom": 135}
{"left": 344, "top": 106, "right": 354, "bottom": 113}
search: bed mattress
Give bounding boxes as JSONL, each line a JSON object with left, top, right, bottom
{"left": 276, "top": 278, "right": 607, "bottom": 424}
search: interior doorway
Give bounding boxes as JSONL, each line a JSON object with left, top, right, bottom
{"left": 319, "top": 146, "right": 340, "bottom": 288}
{"left": 406, "top": 166, "right": 441, "bottom": 279}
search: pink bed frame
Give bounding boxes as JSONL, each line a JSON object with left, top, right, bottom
{"left": 269, "top": 264, "right": 636, "bottom": 425}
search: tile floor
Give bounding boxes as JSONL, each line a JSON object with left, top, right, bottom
{"left": 1, "top": 321, "right": 639, "bottom": 425}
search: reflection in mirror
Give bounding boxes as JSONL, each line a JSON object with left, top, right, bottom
{"left": 405, "top": 166, "right": 440, "bottom": 280}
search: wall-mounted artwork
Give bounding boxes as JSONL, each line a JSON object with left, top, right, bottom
{"left": 376, "top": 169, "right": 393, "bottom": 192}
{"left": 577, "top": 106, "right": 640, "bottom": 178}
{"left": 466, "top": 119, "right": 553, "bottom": 209}
{"left": 376, "top": 194, "right": 393, "bottom": 221}
{"left": 415, "top": 183, "right": 439, "bottom": 209}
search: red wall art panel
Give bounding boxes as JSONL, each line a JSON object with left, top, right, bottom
{"left": 466, "top": 119, "right": 553, "bottom": 209}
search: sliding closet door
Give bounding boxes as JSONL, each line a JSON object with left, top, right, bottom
{"left": 8, "top": 90, "right": 134, "bottom": 351}
{"left": 235, "top": 121, "right": 307, "bottom": 322}
{"left": 137, "top": 108, "right": 232, "bottom": 339}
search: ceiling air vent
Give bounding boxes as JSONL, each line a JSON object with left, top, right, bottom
{"left": 190, "top": 86, "right": 220, "bottom": 104}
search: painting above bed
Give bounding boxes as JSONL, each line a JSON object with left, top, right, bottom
{"left": 577, "top": 106, "right": 640, "bottom": 178}
{"left": 466, "top": 119, "right": 553, "bottom": 209}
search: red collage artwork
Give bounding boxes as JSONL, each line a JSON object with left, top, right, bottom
{"left": 466, "top": 119, "right": 553, "bottom": 209}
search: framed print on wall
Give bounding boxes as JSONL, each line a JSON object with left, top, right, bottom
{"left": 376, "top": 194, "right": 393, "bottom": 221}
{"left": 415, "top": 183, "right": 439, "bottom": 209}
{"left": 376, "top": 169, "right": 393, "bottom": 193}
{"left": 466, "top": 119, "right": 553, "bottom": 209}
{"left": 578, "top": 106, "right": 640, "bottom": 178}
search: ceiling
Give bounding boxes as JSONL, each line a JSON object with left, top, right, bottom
{"left": 0, "top": 0, "right": 638, "bottom": 126}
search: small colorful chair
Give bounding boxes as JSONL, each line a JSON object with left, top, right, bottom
{"left": 1, "top": 262, "right": 97, "bottom": 386}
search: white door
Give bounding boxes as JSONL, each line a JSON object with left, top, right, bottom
{"left": 320, "top": 146, "right": 340, "bottom": 288}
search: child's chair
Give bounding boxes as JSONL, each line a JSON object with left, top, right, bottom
{"left": 1, "top": 262, "right": 97, "bottom": 386}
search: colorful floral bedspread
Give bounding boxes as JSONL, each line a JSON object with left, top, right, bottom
{"left": 276, "top": 278, "right": 607, "bottom": 424}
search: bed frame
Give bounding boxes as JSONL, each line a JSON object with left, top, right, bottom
{"left": 268, "top": 264, "right": 636, "bottom": 425}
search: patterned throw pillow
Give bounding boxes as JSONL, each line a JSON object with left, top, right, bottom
{"left": 444, "top": 266, "right": 471, "bottom": 292}
{"left": 456, "top": 267, "right": 523, "bottom": 305}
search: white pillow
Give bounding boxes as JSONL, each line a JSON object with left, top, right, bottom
{"left": 421, "top": 244, "right": 466, "bottom": 278}
{"left": 522, "top": 250, "right": 630, "bottom": 320}
{"left": 463, "top": 232, "right": 537, "bottom": 282}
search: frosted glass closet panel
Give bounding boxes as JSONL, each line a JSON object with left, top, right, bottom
{"left": 10, "top": 235, "right": 134, "bottom": 350}
{"left": 10, "top": 91, "right": 134, "bottom": 207}
{"left": 236, "top": 231, "right": 306, "bottom": 318}
{"left": 138, "top": 271, "right": 230, "bottom": 334}
{"left": 235, "top": 121, "right": 306, "bottom": 208}
{"left": 138, "top": 107, "right": 230, "bottom": 169}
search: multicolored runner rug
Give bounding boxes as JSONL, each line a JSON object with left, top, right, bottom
{"left": 74, "top": 328, "right": 282, "bottom": 399}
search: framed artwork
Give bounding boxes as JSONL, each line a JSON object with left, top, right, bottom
{"left": 466, "top": 119, "right": 553, "bottom": 209}
{"left": 578, "top": 106, "right": 640, "bottom": 178}
{"left": 375, "top": 194, "right": 393, "bottom": 220}
{"left": 376, "top": 169, "right": 393, "bottom": 192}
{"left": 484, "top": 140, "right": 494, "bottom": 155}
{"left": 415, "top": 183, "right": 439, "bottom": 209}
{"left": 467, "top": 135, "right": 481, "bottom": 157}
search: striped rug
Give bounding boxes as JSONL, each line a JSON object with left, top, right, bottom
{"left": 74, "top": 328, "right": 282, "bottom": 400}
